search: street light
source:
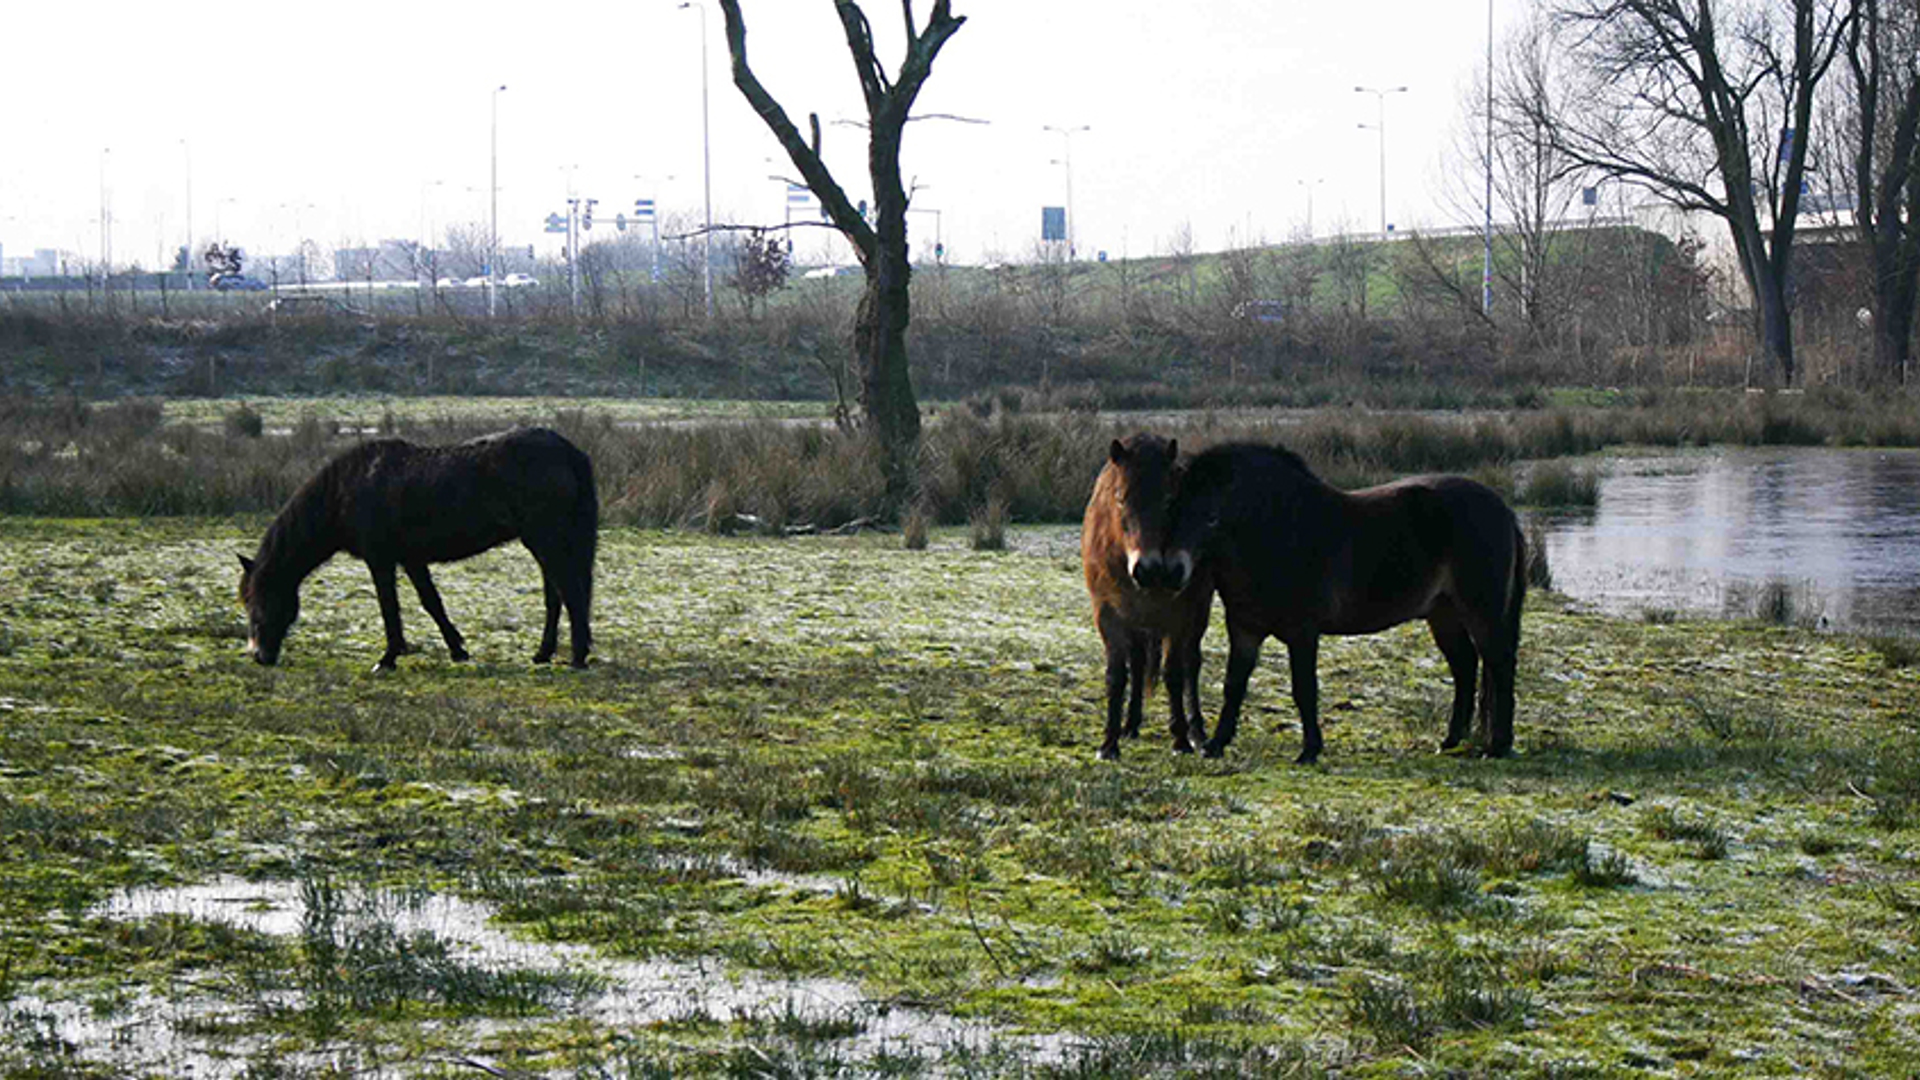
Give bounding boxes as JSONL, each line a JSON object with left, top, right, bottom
{"left": 490, "top": 83, "right": 508, "bottom": 318}
{"left": 908, "top": 180, "right": 943, "bottom": 263}
{"left": 1482, "top": 0, "right": 1494, "bottom": 315}
{"left": 181, "top": 139, "right": 193, "bottom": 286}
{"left": 1044, "top": 124, "right": 1089, "bottom": 258}
{"left": 1354, "top": 85, "right": 1408, "bottom": 235}
{"left": 680, "top": 1, "right": 714, "bottom": 318}
{"left": 98, "top": 148, "right": 112, "bottom": 285}
{"left": 1296, "top": 177, "right": 1325, "bottom": 239}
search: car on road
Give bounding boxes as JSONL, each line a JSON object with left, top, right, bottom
{"left": 502, "top": 272, "right": 538, "bottom": 287}
{"left": 211, "top": 274, "right": 268, "bottom": 291}
{"left": 1230, "top": 299, "right": 1286, "bottom": 325}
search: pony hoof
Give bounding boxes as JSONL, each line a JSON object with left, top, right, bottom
{"left": 1293, "top": 750, "right": 1320, "bottom": 766}
{"left": 531, "top": 652, "right": 555, "bottom": 665}
{"left": 568, "top": 658, "right": 589, "bottom": 670}
{"left": 1201, "top": 742, "right": 1225, "bottom": 759}
{"left": 371, "top": 660, "right": 397, "bottom": 675}
{"left": 449, "top": 647, "right": 471, "bottom": 662}
{"left": 1172, "top": 741, "right": 1194, "bottom": 755}
{"left": 1097, "top": 745, "right": 1120, "bottom": 762}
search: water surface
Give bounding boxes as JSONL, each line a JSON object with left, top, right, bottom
{"left": 1539, "top": 448, "right": 1920, "bottom": 634}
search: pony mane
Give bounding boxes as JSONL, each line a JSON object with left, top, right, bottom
{"left": 1179, "top": 441, "right": 1317, "bottom": 492}
{"left": 247, "top": 440, "right": 393, "bottom": 593}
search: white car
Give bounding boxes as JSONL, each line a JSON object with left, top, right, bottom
{"left": 434, "top": 277, "right": 462, "bottom": 289}
{"left": 502, "top": 272, "right": 538, "bottom": 287}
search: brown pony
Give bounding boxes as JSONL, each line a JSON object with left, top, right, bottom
{"left": 1161, "top": 442, "right": 1524, "bottom": 763}
{"left": 239, "top": 426, "right": 597, "bottom": 671}
{"left": 1081, "top": 434, "right": 1212, "bottom": 760}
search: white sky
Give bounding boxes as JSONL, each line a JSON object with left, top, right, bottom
{"left": 1, "top": 0, "right": 1519, "bottom": 269}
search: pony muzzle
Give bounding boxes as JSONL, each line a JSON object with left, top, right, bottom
{"left": 1128, "top": 549, "right": 1192, "bottom": 592}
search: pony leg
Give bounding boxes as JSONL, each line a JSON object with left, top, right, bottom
{"left": 1285, "top": 636, "right": 1324, "bottom": 765}
{"left": 1123, "top": 631, "right": 1151, "bottom": 739}
{"left": 1203, "top": 624, "right": 1264, "bottom": 759}
{"left": 561, "top": 557, "right": 592, "bottom": 669}
{"left": 368, "top": 562, "right": 410, "bottom": 672}
{"left": 1427, "top": 609, "right": 1479, "bottom": 752}
{"left": 404, "top": 563, "right": 469, "bottom": 661}
{"left": 533, "top": 571, "right": 561, "bottom": 665}
{"left": 1163, "top": 628, "right": 1199, "bottom": 753}
{"left": 1479, "top": 649, "right": 1517, "bottom": 758}
{"left": 1096, "top": 608, "right": 1130, "bottom": 761}
{"left": 1183, "top": 624, "right": 1207, "bottom": 745}
{"left": 1460, "top": 603, "right": 1521, "bottom": 759}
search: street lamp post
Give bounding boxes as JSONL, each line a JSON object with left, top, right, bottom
{"left": 1044, "top": 124, "right": 1089, "bottom": 259}
{"left": 1354, "top": 85, "right": 1408, "bottom": 235}
{"left": 181, "top": 139, "right": 193, "bottom": 287}
{"left": 680, "top": 1, "right": 714, "bottom": 319}
{"left": 1483, "top": 0, "right": 1495, "bottom": 315}
{"left": 98, "top": 148, "right": 112, "bottom": 287}
{"left": 1296, "top": 177, "right": 1324, "bottom": 239}
{"left": 490, "top": 83, "right": 508, "bottom": 318}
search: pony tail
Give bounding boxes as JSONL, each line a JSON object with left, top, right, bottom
{"left": 571, "top": 444, "right": 599, "bottom": 591}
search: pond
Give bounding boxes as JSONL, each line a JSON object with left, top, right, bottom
{"left": 1537, "top": 447, "right": 1920, "bottom": 635}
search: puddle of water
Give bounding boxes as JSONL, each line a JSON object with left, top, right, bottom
{"left": 12, "top": 877, "right": 1069, "bottom": 1077}
{"left": 1539, "top": 448, "right": 1920, "bottom": 634}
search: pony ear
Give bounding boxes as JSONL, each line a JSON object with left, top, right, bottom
{"left": 238, "top": 554, "right": 255, "bottom": 574}
{"left": 1109, "top": 439, "right": 1129, "bottom": 465}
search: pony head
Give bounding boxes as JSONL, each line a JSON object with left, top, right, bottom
{"left": 238, "top": 554, "right": 299, "bottom": 666}
{"left": 1104, "top": 434, "right": 1191, "bottom": 592}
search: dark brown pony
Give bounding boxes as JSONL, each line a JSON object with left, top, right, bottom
{"left": 1161, "top": 442, "right": 1524, "bottom": 762}
{"left": 239, "top": 426, "right": 597, "bottom": 671}
{"left": 1081, "top": 434, "right": 1212, "bottom": 760}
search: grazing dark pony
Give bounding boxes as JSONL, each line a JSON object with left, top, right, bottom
{"left": 1160, "top": 442, "right": 1524, "bottom": 763}
{"left": 1081, "top": 434, "right": 1212, "bottom": 760}
{"left": 239, "top": 426, "right": 597, "bottom": 671}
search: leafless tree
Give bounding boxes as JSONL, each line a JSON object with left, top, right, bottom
{"left": 1838, "top": 0, "right": 1920, "bottom": 382}
{"left": 1448, "top": 11, "right": 1601, "bottom": 338}
{"left": 718, "top": 0, "right": 966, "bottom": 499}
{"left": 1540, "top": 0, "right": 1859, "bottom": 385}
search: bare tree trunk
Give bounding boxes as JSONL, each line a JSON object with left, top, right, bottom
{"left": 718, "top": 0, "right": 963, "bottom": 503}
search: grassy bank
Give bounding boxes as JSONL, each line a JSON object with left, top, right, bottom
{"left": 5, "top": 388, "right": 1920, "bottom": 528}
{"left": 0, "top": 518, "right": 1915, "bottom": 1076}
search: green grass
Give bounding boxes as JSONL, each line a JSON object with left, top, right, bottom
{"left": 0, "top": 517, "right": 1918, "bottom": 1075}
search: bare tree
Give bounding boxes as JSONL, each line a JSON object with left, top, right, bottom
{"left": 718, "top": 0, "right": 966, "bottom": 498}
{"left": 1841, "top": 0, "right": 1920, "bottom": 382}
{"left": 1541, "top": 0, "right": 1858, "bottom": 385}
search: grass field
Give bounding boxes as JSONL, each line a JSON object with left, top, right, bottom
{"left": 0, "top": 517, "right": 1917, "bottom": 1076}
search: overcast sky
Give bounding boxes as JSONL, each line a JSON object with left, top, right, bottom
{"left": 2, "top": 0, "right": 1519, "bottom": 269}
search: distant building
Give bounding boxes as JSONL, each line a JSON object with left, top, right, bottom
{"left": 1, "top": 249, "right": 65, "bottom": 278}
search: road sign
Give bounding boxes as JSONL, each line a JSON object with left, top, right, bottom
{"left": 1041, "top": 206, "right": 1066, "bottom": 242}
{"left": 544, "top": 211, "right": 567, "bottom": 234}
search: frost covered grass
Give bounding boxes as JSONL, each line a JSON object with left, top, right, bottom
{"left": 0, "top": 517, "right": 1917, "bottom": 1075}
